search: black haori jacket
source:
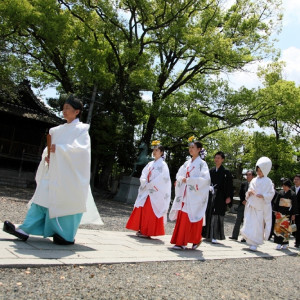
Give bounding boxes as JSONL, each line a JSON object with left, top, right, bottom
{"left": 209, "top": 165, "right": 234, "bottom": 216}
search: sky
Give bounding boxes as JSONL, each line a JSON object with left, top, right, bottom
{"left": 226, "top": 0, "right": 300, "bottom": 89}
{"left": 36, "top": 0, "right": 300, "bottom": 101}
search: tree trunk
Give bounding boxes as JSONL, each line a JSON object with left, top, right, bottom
{"left": 142, "top": 113, "right": 157, "bottom": 145}
{"left": 90, "top": 154, "right": 99, "bottom": 190}
{"left": 86, "top": 84, "right": 98, "bottom": 124}
{"left": 98, "top": 157, "right": 114, "bottom": 190}
{"left": 141, "top": 96, "right": 160, "bottom": 145}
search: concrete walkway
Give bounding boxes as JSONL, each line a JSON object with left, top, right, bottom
{"left": 1, "top": 223, "right": 299, "bottom": 267}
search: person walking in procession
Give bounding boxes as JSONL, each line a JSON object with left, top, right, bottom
{"left": 268, "top": 184, "right": 279, "bottom": 241}
{"left": 229, "top": 170, "right": 255, "bottom": 242}
{"left": 169, "top": 137, "right": 211, "bottom": 250}
{"left": 241, "top": 157, "right": 275, "bottom": 251}
{"left": 126, "top": 141, "right": 171, "bottom": 238}
{"left": 291, "top": 174, "right": 300, "bottom": 248}
{"left": 203, "top": 151, "right": 233, "bottom": 244}
{"left": 273, "top": 179, "right": 297, "bottom": 250}
{"left": 3, "top": 95, "right": 103, "bottom": 245}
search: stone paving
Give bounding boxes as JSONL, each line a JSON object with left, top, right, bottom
{"left": 1, "top": 223, "right": 299, "bottom": 267}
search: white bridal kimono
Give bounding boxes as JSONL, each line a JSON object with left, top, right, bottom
{"left": 134, "top": 157, "right": 171, "bottom": 223}
{"left": 241, "top": 157, "right": 274, "bottom": 246}
{"left": 30, "top": 118, "right": 103, "bottom": 225}
{"left": 169, "top": 156, "right": 211, "bottom": 222}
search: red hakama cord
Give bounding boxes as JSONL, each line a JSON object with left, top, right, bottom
{"left": 126, "top": 196, "right": 165, "bottom": 236}
{"left": 170, "top": 205, "right": 203, "bottom": 246}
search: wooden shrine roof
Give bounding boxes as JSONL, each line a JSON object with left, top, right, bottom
{"left": 0, "top": 80, "right": 63, "bottom": 125}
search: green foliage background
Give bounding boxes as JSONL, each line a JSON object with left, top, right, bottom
{"left": 0, "top": 0, "right": 299, "bottom": 187}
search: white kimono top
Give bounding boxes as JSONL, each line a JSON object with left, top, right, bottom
{"left": 30, "top": 119, "right": 102, "bottom": 223}
{"left": 246, "top": 176, "right": 275, "bottom": 211}
{"left": 169, "top": 156, "right": 211, "bottom": 223}
{"left": 134, "top": 157, "right": 171, "bottom": 220}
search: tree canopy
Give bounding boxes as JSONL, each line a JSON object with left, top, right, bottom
{"left": 2, "top": 0, "right": 299, "bottom": 188}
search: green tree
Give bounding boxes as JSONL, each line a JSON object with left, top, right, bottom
{"left": 244, "top": 132, "right": 299, "bottom": 185}
{"left": 250, "top": 62, "right": 300, "bottom": 176}
{"left": 0, "top": 0, "right": 78, "bottom": 91}
{"left": 58, "top": 0, "right": 283, "bottom": 145}
{"left": 1, "top": 0, "right": 146, "bottom": 188}
{"left": 1, "top": 0, "right": 285, "bottom": 189}
{"left": 257, "top": 62, "right": 300, "bottom": 136}
{"left": 152, "top": 76, "right": 276, "bottom": 178}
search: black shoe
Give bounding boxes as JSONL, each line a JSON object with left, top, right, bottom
{"left": 229, "top": 237, "right": 237, "bottom": 240}
{"left": 241, "top": 239, "right": 246, "bottom": 242}
{"left": 3, "top": 221, "right": 29, "bottom": 241}
{"left": 53, "top": 234, "right": 74, "bottom": 245}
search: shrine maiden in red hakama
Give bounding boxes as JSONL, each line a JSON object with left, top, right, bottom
{"left": 126, "top": 142, "right": 171, "bottom": 238}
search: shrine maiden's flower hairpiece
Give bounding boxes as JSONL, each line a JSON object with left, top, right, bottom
{"left": 188, "top": 136, "right": 196, "bottom": 143}
{"left": 188, "top": 136, "right": 207, "bottom": 159}
{"left": 151, "top": 140, "right": 161, "bottom": 148}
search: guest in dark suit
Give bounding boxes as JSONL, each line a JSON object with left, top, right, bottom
{"left": 203, "top": 151, "right": 233, "bottom": 244}
{"left": 291, "top": 174, "right": 300, "bottom": 248}
{"left": 229, "top": 170, "right": 255, "bottom": 241}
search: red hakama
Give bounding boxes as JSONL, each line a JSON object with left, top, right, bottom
{"left": 170, "top": 206, "right": 203, "bottom": 246}
{"left": 126, "top": 196, "right": 165, "bottom": 236}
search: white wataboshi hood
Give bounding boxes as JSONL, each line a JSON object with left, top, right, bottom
{"left": 256, "top": 157, "right": 272, "bottom": 177}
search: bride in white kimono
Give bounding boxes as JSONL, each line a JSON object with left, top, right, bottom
{"left": 3, "top": 95, "right": 103, "bottom": 245}
{"left": 241, "top": 157, "right": 275, "bottom": 251}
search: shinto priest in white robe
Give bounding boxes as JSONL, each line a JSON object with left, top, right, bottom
{"left": 169, "top": 156, "right": 211, "bottom": 223}
{"left": 241, "top": 157, "right": 274, "bottom": 246}
{"left": 30, "top": 119, "right": 103, "bottom": 225}
{"left": 134, "top": 157, "right": 171, "bottom": 223}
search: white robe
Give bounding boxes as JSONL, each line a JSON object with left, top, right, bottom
{"left": 241, "top": 176, "right": 274, "bottom": 246}
{"left": 30, "top": 119, "right": 103, "bottom": 224}
{"left": 169, "top": 157, "right": 211, "bottom": 223}
{"left": 134, "top": 157, "right": 171, "bottom": 222}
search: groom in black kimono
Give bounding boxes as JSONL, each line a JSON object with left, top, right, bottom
{"left": 203, "top": 151, "right": 233, "bottom": 243}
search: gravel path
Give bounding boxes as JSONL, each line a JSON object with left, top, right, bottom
{"left": 0, "top": 187, "right": 299, "bottom": 300}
